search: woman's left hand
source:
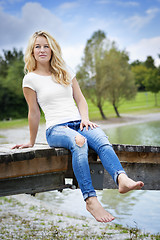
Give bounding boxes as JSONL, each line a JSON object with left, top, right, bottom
{"left": 80, "top": 119, "right": 99, "bottom": 131}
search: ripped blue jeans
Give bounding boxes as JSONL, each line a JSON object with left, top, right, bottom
{"left": 46, "top": 120, "right": 126, "bottom": 200}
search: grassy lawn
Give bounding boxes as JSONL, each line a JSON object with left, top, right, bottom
{"left": 0, "top": 117, "right": 45, "bottom": 129}
{"left": 0, "top": 91, "right": 159, "bottom": 129}
{"left": 88, "top": 91, "right": 160, "bottom": 120}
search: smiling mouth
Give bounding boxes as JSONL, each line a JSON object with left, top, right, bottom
{"left": 39, "top": 55, "right": 47, "bottom": 57}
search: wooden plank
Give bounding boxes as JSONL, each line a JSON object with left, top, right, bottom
{"left": 113, "top": 144, "right": 160, "bottom": 154}
{"left": 0, "top": 172, "right": 65, "bottom": 197}
{"left": 0, "top": 155, "right": 68, "bottom": 179}
{"left": 0, "top": 143, "right": 160, "bottom": 196}
{"left": 115, "top": 151, "right": 160, "bottom": 164}
{"left": 103, "top": 162, "right": 160, "bottom": 190}
{"left": 0, "top": 144, "right": 69, "bottom": 163}
{"left": 0, "top": 144, "right": 160, "bottom": 163}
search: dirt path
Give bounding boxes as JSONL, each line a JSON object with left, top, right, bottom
{"left": 0, "top": 113, "right": 160, "bottom": 145}
{"left": 95, "top": 112, "right": 160, "bottom": 130}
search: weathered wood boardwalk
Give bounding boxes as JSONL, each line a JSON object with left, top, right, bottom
{"left": 0, "top": 143, "right": 160, "bottom": 197}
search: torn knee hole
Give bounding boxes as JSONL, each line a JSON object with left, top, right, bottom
{"left": 75, "top": 135, "right": 86, "bottom": 147}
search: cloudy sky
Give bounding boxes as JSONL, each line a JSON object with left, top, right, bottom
{"left": 0, "top": 0, "right": 160, "bottom": 70}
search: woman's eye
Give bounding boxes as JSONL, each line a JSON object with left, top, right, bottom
{"left": 35, "top": 45, "right": 40, "bottom": 48}
{"left": 44, "top": 45, "right": 49, "bottom": 48}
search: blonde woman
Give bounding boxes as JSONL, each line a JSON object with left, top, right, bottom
{"left": 13, "top": 31, "right": 144, "bottom": 223}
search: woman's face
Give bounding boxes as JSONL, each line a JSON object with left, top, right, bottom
{"left": 33, "top": 36, "right": 52, "bottom": 64}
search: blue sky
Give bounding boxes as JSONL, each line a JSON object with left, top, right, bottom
{"left": 0, "top": 0, "right": 160, "bottom": 70}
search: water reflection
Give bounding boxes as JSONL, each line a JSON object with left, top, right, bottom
{"left": 104, "top": 189, "right": 160, "bottom": 234}
{"left": 105, "top": 121, "right": 160, "bottom": 146}
{"left": 100, "top": 189, "right": 143, "bottom": 216}
{"left": 36, "top": 188, "right": 160, "bottom": 234}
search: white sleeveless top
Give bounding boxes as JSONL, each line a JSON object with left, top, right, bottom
{"left": 22, "top": 70, "right": 81, "bottom": 129}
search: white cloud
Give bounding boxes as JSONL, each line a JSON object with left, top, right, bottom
{"left": 8, "top": 0, "right": 23, "bottom": 3}
{"left": 0, "top": 7, "right": 22, "bottom": 45}
{"left": 62, "top": 44, "right": 84, "bottom": 71}
{"left": 0, "top": 0, "right": 23, "bottom": 9}
{"left": 58, "top": 1, "right": 79, "bottom": 10}
{"left": 126, "top": 15, "right": 151, "bottom": 31}
{"left": 125, "top": 7, "right": 160, "bottom": 31}
{"left": 0, "top": 1, "right": 84, "bottom": 70}
{"left": 96, "top": 0, "right": 111, "bottom": 4}
{"left": 96, "top": 0, "right": 139, "bottom": 7}
{"left": 116, "top": 1, "right": 139, "bottom": 7}
{"left": 0, "top": 2, "right": 65, "bottom": 50}
{"left": 127, "top": 36, "right": 160, "bottom": 66}
{"left": 21, "top": 2, "right": 64, "bottom": 39}
{"left": 146, "top": 7, "right": 159, "bottom": 15}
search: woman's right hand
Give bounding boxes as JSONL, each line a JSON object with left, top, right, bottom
{"left": 11, "top": 143, "right": 34, "bottom": 149}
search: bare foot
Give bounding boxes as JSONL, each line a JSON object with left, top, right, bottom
{"left": 86, "top": 196, "right": 115, "bottom": 223}
{"left": 118, "top": 173, "right": 144, "bottom": 194}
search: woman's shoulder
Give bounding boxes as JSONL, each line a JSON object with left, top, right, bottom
{"left": 23, "top": 72, "right": 37, "bottom": 90}
{"left": 23, "top": 72, "right": 41, "bottom": 84}
{"left": 23, "top": 72, "right": 37, "bottom": 79}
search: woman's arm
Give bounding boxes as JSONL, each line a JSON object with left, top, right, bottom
{"left": 72, "top": 77, "right": 98, "bottom": 131}
{"left": 12, "top": 87, "right": 40, "bottom": 149}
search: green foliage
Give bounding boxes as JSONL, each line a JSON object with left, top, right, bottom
{"left": 102, "top": 47, "right": 136, "bottom": 117}
{"left": 144, "top": 68, "right": 160, "bottom": 106}
{"left": 144, "top": 56, "right": 156, "bottom": 69}
{"left": 131, "top": 55, "right": 160, "bottom": 101}
{"left": 144, "top": 69, "right": 160, "bottom": 93}
{"left": 77, "top": 30, "right": 109, "bottom": 119}
{"left": 77, "top": 30, "right": 136, "bottom": 118}
{"left": 130, "top": 59, "right": 143, "bottom": 67}
{"left": 131, "top": 57, "right": 160, "bottom": 106}
{"left": 4, "top": 59, "right": 24, "bottom": 96}
{"left": 131, "top": 64, "right": 148, "bottom": 91}
{"left": 0, "top": 48, "right": 27, "bottom": 120}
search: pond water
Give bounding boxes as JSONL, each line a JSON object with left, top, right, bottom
{"left": 35, "top": 120, "right": 160, "bottom": 235}
{"left": 104, "top": 120, "right": 160, "bottom": 146}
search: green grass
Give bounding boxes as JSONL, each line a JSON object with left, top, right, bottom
{"left": 0, "top": 118, "right": 28, "bottom": 129}
{"left": 0, "top": 117, "right": 45, "bottom": 129}
{"left": 0, "top": 91, "right": 159, "bottom": 129}
{"left": 88, "top": 91, "right": 160, "bottom": 120}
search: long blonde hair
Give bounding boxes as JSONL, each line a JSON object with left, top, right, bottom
{"left": 24, "top": 31, "right": 71, "bottom": 86}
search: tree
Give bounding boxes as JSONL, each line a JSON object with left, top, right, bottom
{"left": 131, "top": 64, "right": 148, "bottom": 91}
{"left": 130, "top": 59, "right": 143, "bottom": 67}
{"left": 77, "top": 30, "right": 136, "bottom": 118}
{"left": 0, "top": 48, "right": 27, "bottom": 120}
{"left": 3, "top": 58, "right": 24, "bottom": 96}
{"left": 144, "top": 68, "right": 160, "bottom": 106}
{"left": 131, "top": 55, "right": 160, "bottom": 106}
{"left": 157, "top": 54, "right": 160, "bottom": 75}
{"left": 103, "top": 47, "right": 136, "bottom": 117}
{"left": 0, "top": 48, "right": 24, "bottom": 77}
{"left": 144, "top": 56, "right": 156, "bottom": 69}
{"left": 77, "top": 30, "right": 109, "bottom": 119}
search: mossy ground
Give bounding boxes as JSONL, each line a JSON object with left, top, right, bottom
{"left": 0, "top": 195, "right": 159, "bottom": 240}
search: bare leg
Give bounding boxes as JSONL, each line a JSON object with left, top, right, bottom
{"left": 118, "top": 173, "right": 144, "bottom": 194}
{"left": 86, "top": 196, "right": 115, "bottom": 223}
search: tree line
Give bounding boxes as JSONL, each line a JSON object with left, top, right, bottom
{"left": 0, "top": 48, "right": 27, "bottom": 120}
{"left": 0, "top": 30, "right": 160, "bottom": 120}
